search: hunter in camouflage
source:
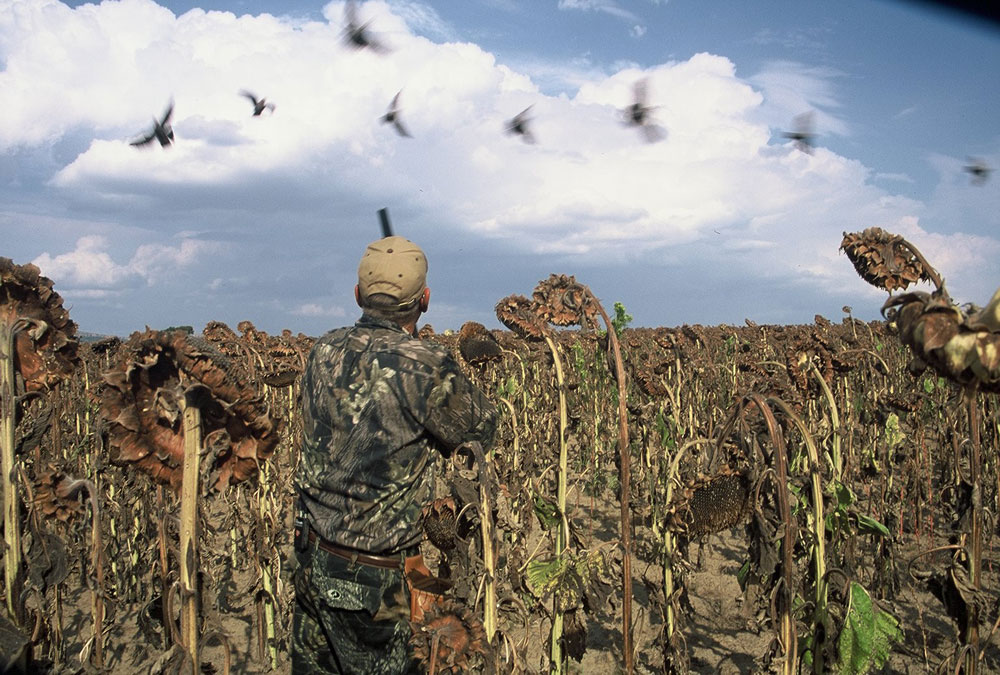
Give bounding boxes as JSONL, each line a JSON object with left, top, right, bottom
{"left": 292, "top": 235, "right": 497, "bottom": 674}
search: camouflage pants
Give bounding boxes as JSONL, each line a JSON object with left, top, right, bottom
{"left": 292, "top": 541, "right": 419, "bottom": 675}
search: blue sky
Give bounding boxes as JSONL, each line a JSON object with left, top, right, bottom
{"left": 2, "top": 0, "right": 997, "bottom": 336}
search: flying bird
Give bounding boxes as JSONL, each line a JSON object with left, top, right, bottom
{"left": 130, "top": 101, "right": 175, "bottom": 148}
{"left": 240, "top": 90, "right": 275, "bottom": 116}
{"left": 782, "top": 111, "right": 816, "bottom": 154}
{"left": 622, "top": 78, "right": 666, "bottom": 143}
{"left": 964, "top": 157, "right": 992, "bottom": 185}
{"left": 344, "top": 0, "right": 389, "bottom": 53}
{"left": 380, "top": 91, "right": 411, "bottom": 137}
{"left": 505, "top": 105, "right": 536, "bottom": 144}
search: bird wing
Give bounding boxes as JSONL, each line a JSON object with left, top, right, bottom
{"left": 791, "top": 111, "right": 814, "bottom": 138}
{"left": 240, "top": 90, "right": 260, "bottom": 106}
{"left": 393, "top": 119, "right": 412, "bottom": 138}
{"left": 367, "top": 32, "right": 390, "bottom": 53}
{"left": 159, "top": 101, "right": 174, "bottom": 126}
{"left": 641, "top": 124, "right": 666, "bottom": 143}
{"left": 345, "top": 0, "right": 359, "bottom": 26}
{"left": 130, "top": 131, "right": 156, "bottom": 147}
{"left": 633, "top": 78, "right": 649, "bottom": 105}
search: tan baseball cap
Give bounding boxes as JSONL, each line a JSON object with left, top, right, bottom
{"left": 357, "top": 236, "right": 428, "bottom": 307}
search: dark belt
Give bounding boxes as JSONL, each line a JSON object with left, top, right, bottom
{"left": 295, "top": 528, "right": 410, "bottom": 570}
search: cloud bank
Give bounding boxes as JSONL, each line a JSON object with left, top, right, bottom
{"left": 2, "top": 0, "right": 995, "bottom": 335}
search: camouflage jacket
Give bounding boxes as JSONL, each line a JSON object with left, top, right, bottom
{"left": 296, "top": 313, "right": 497, "bottom": 553}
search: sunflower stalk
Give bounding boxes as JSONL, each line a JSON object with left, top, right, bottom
{"left": 479, "top": 463, "right": 497, "bottom": 644}
{"left": 180, "top": 386, "right": 203, "bottom": 672}
{"left": 720, "top": 394, "right": 798, "bottom": 674}
{"left": 809, "top": 360, "right": 842, "bottom": 482}
{"left": 591, "top": 301, "right": 634, "bottom": 675}
{"left": 660, "top": 439, "right": 710, "bottom": 662}
{"left": 0, "top": 318, "right": 23, "bottom": 622}
{"left": 964, "top": 387, "right": 983, "bottom": 675}
{"left": 767, "top": 397, "right": 828, "bottom": 674}
{"left": 157, "top": 486, "right": 172, "bottom": 650}
{"left": 59, "top": 478, "right": 106, "bottom": 668}
{"left": 257, "top": 462, "right": 279, "bottom": 669}
{"left": 542, "top": 334, "right": 569, "bottom": 674}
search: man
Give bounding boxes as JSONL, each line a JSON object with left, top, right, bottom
{"left": 292, "top": 235, "right": 497, "bottom": 674}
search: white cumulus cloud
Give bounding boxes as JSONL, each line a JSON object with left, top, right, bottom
{"left": 2, "top": 0, "right": 996, "bottom": 333}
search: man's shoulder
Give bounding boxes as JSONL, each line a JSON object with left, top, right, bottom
{"left": 307, "top": 324, "right": 361, "bottom": 356}
{"left": 310, "top": 323, "right": 453, "bottom": 369}
{"left": 375, "top": 331, "right": 454, "bottom": 371}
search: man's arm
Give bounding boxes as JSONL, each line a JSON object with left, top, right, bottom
{"left": 422, "top": 357, "right": 498, "bottom": 452}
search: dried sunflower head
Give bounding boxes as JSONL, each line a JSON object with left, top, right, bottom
{"left": 840, "top": 227, "right": 938, "bottom": 293}
{"left": 0, "top": 257, "right": 79, "bottom": 392}
{"left": 409, "top": 598, "right": 488, "bottom": 674}
{"left": 667, "top": 469, "right": 752, "bottom": 537}
{"left": 458, "top": 321, "right": 503, "bottom": 365}
{"left": 630, "top": 350, "right": 669, "bottom": 397}
{"left": 32, "top": 467, "right": 86, "bottom": 522}
{"left": 532, "top": 274, "right": 599, "bottom": 329}
{"left": 97, "top": 329, "right": 283, "bottom": 492}
{"left": 883, "top": 289, "right": 1000, "bottom": 393}
{"left": 785, "top": 337, "right": 834, "bottom": 399}
{"left": 495, "top": 294, "right": 550, "bottom": 340}
{"left": 202, "top": 320, "right": 238, "bottom": 344}
{"left": 422, "top": 497, "right": 458, "bottom": 552}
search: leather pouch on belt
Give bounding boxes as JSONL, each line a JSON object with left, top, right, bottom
{"left": 404, "top": 554, "right": 451, "bottom": 623}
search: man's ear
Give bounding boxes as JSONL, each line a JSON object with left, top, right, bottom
{"left": 419, "top": 287, "right": 430, "bottom": 313}
{"left": 355, "top": 285, "right": 363, "bottom": 308}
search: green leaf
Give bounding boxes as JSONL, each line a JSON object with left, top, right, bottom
{"left": 496, "top": 374, "right": 517, "bottom": 398}
{"left": 836, "top": 582, "right": 903, "bottom": 674}
{"left": 872, "top": 609, "right": 904, "bottom": 667}
{"left": 611, "top": 301, "right": 632, "bottom": 336}
{"left": 856, "top": 514, "right": 891, "bottom": 538}
{"left": 526, "top": 551, "right": 605, "bottom": 613}
{"left": 526, "top": 556, "right": 568, "bottom": 599}
{"left": 882, "top": 413, "right": 905, "bottom": 450}
{"left": 533, "top": 495, "right": 561, "bottom": 530}
{"left": 737, "top": 560, "right": 751, "bottom": 591}
{"left": 834, "top": 482, "right": 854, "bottom": 508}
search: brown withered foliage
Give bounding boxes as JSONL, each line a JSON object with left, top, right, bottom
{"left": 410, "top": 598, "right": 489, "bottom": 674}
{"left": 203, "top": 320, "right": 313, "bottom": 388}
{"left": 202, "top": 320, "right": 241, "bottom": 356}
{"left": 457, "top": 322, "right": 503, "bottom": 366}
{"left": 495, "top": 294, "right": 550, "bottom": 340}
{"left": 242, "top": 321, "right": 313, "bottom": 382}
{"left": 785, "top": 335, "right": 834, "bottom": 399}
{"left": 97, "top": 329, "right": 283, "bottom": 492}
{"left": 843, "top": 227, "right": 1000, "bottom": 392}
{"left": 532, "top": 274, "right": 600, "bottom": 329}
{"left": 32, "top": 467, "right": 85, "bottom": 522}
{"left": 840, "top": 227, "right": 939, "bottom": 293}
{"left": 0, "top": 257, "right": 79, "bottom": 391}
{"left": 629, "top": 346, "right": 670, "bottom": 397}
{"left": 883, "top": 289, "right": 1000, "bottom": 393}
